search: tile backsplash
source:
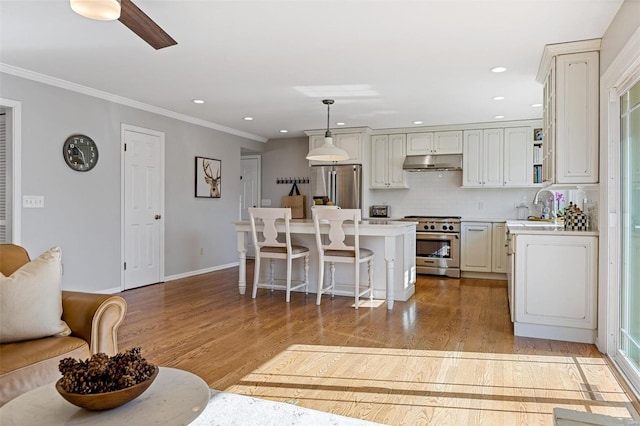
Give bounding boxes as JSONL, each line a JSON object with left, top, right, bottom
{"left": 368, "top": 171, "right": 599, "bottom": 229}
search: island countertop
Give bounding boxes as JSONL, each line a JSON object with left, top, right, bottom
{"left": 233, "top": 220, "right": 417, "bottom": 309}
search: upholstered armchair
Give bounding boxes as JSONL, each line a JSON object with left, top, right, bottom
{"left": 0, "top": 244, "right": 127, "bottom": 406}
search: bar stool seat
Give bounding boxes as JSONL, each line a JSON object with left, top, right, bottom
{"left": 249, "top": 208, "right": 309, "bottom": 303}
{"left": 312, "top": 208, "right": 374, "bottom": 309}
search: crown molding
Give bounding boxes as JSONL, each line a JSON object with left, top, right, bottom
{"left": 536, "top": 39, "right": 602, "bottom": 83}
{"left": 0, "top": 63, "right": 268, "bottom": 143}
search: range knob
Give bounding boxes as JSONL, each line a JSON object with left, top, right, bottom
{"left": 430, "top": 225, "right": 435, "bottom": 230}
{"left": 423, "top": 225, "right": 429, "bottom": 230}
{"left": 449, "top": 225, "right": 454, "bottom": 231}
{"left": 442, "top": 225, "right": 447, "bottom": 230}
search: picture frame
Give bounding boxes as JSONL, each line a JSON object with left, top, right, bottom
{"left": 195, "top": 156, "right": 221, "bottom": 198}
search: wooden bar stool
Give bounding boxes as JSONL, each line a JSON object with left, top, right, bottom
{"left": 312, "top": 208, "right": 374, "bottom": 309}
{"left": 249, "top": 208, "right": 309, "bottom": 302}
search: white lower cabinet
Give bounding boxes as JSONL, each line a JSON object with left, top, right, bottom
{"left": 513, "top": 233, "right": 597, "bottom": 343}
{"left": 491, "top": 223, "right": 508, "bottom": 273}
{"left": 461, "top": 222, "right": 507, "bottom": 274}
{"left": 461, "top": 222, "right": 492, "bottom": 272}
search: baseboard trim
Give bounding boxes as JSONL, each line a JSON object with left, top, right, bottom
{"left": 164, "top": 262, "right": 240, "bottom": 282}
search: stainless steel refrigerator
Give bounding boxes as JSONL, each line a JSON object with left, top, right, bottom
{"left": 310, "top": 164, "right": 362, "bottom": 210}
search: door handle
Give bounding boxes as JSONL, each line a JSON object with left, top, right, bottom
{"left": 155, "top": 214, "right": 161, "bottom": 220}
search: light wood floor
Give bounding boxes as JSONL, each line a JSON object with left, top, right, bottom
{"left": 118, "top": 264, "right": 639, "bottom": 425}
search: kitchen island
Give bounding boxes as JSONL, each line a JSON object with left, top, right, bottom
{"left": 234, "top": 220, "right": 417, "bottom": 310}
{"left": 506, "top": 221, "right": 599, "bottom": 343}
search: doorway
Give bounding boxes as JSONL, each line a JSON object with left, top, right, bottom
{"left": 240, "top": 155, "right": 260, "bottom": 258}
{"left": 0, "top": 98, "right": 21, "bottom": 244}
{"left": 121, "top": 125, "right": 165, "bottom": 290}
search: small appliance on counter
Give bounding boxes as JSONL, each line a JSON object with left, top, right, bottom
{"left": 369, "top": 205, "right": 390, "bottom": 218}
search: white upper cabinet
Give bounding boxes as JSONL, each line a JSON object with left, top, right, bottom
{"left": 538, "top": 41, "right": 600, "bottom": 184}
{"left": 503, "top": 127, "right": 533, "bottom": 187}
{"left": 463, "top": 126, "right": 534, "bottom": 188}
{"left": 307, "top": 130, "right": 367, "bottom": 165}
{"left": 406, "top": 133, "right": 433, "bottom": 155}
{"left": 371, "top": 134, "right": 408, "bottom": 189}
{"left": 406, "top": 131, "right": 462, "bottom": 155}
{"left": 434, "top": 131, "right": 463, "bottom": 154}
{"left": 463, "top": 129, "right": 504, "bottom": 187}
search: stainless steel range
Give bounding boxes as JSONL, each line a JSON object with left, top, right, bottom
{"left": 402, "top": 216, "right": 461, "bottom": 278}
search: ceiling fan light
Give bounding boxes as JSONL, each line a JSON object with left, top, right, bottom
{"left": 70, "top": 0, "right": 121, "bottom": 21}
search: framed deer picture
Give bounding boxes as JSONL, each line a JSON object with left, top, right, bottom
{"left": 195, "top": 156, "right": 221, "bottom": 198}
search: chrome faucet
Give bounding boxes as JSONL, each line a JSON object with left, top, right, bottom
{"left": 533, "top": 188, "right": 557, "bottom": 223}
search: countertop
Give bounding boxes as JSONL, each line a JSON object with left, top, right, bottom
{"left": 506, "top": 220, "right": 599, "bottom": 236}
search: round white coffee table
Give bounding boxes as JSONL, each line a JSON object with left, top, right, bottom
{"left": 0, "top": 367, "right": 210, "bottom": 425}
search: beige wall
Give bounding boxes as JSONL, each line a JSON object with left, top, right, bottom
{"left": 600, "top": 0, "right": 640, "bottom": 74}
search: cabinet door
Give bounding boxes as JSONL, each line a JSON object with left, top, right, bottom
{"left": 555, "top": 51, "right": 599, "bottom": 183}
{"left": 406, "top": 133, "right": 434, "bottom": 155}
{"left": 491, "top": 223, "right": 508, "bottom": 273}
{"left": 504, "top": 127, "right": 533, "bottom": 186}
{"left": 461, "top": 222, "right": 492, "bottom": 272}
{"left": 370, "top": 135, "right": 389, "bottom": 188}
{"left": 387, "top": 134, "right": 407, "bottom": 188}
{"left": 483, "top": 129, "right": 504, "bottom": 187}
{"left": 543, "top": 59, "right": 556, "bottom": 184}
{"left": 335, "top": 133, "right": 362, "bottom": 164}
{"left": 434, "top": 131, "right": 463, "bottom": 154}
{"left": 515, "top": 235, "right": 597, "bottom": 329}
{"left": 462, "top": 130, "right": 483, "bottom": 187}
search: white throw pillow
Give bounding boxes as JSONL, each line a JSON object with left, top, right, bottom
{"left": 0, "top": 246, "right": 71, "bottom": 344}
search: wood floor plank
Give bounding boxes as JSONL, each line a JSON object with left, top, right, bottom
{"left": 117, "top": 264, "right": 639, "bottom": 425}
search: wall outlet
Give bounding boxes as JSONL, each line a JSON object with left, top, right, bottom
{"left": 261, "top": 199, "right": 271, "bottom": 206}
{"left": 23, "top": 195, "right": 45, "bottom": 208}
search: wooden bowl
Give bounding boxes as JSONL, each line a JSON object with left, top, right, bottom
{"left": 55, "top": 366, "right": 159, "bottom": 411}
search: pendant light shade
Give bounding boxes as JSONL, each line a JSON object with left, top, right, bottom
{"left": 70, "top": 0, "right": 121, "bottom": 21}
{"left": 306, "top": 99, "right": 350, "bottom": 162}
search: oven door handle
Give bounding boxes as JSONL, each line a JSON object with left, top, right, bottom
{"left": 416, "top": 233, "right": 459, "bottom": 241}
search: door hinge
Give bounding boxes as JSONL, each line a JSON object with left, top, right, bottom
{"left": 124, "top": 143, "right": 127, "bottom": 151}
{"left": 124, "top": 262, "right": 127, "bottom": 270}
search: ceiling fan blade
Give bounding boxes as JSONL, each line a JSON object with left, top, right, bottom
{"left": 118, "top": 0, "right": 177, "bottom": 50}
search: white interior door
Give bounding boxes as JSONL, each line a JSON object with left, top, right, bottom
{"left": 122, "top": 126, "right": 164, "bottom": 290}
{"left": 240, "top": 156, "right": 260, "bottom": 258}
{"left": 240, "top": 156, "right": 260, "bottom": 220}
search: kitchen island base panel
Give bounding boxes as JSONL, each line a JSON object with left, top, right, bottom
{"left": 514, "top": 322, "right": 596, "bottom": 344}
{"left": 235, "top": 220, "right": 417, "bottom": 310}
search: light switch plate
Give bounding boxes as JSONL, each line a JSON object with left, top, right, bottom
{"left": 261, "top": 199, "right": 272, "bottom": 207}
{"left": 23, "top": 195, "right": 45, "bottom": 208}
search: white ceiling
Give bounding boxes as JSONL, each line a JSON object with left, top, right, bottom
{"left": 0, "top": 0, "right": 623, "bottom": 142}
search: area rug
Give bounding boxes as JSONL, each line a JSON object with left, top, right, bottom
{"left": 190, "top": 389, "right": 384, "bottom": 426}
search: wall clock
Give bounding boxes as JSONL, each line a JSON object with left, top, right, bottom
{"left": 63, "top": 134, "right": 98, "bottom": 172}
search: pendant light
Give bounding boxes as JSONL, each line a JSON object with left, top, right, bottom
{"left": 306, "top": 99, "right": 350, "bottom": 162}
{"left": 70, "top": 0, "right": 121, "bottom": 21}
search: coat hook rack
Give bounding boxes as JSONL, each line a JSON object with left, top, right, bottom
{"left": 276, "top": 177, "right": 309, "bottom": 185}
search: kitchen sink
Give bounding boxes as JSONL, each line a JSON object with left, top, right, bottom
{"left": 507, "top": 220, "right": 565, "bottom": 228}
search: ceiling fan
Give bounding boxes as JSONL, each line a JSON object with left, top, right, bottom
{"left": 70, "top": 0, "right": 177, "bottom": 50}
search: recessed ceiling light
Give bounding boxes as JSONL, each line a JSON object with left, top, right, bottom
{"left": 492, "top": 96, "right": 505, "bottom": 101}
{"left": 494, "top": 115, "right": 505, "bottom": 119}
{"left": 336, "top": 122, "right": 346, "bottom": 126}
{"left": 413, "top": 121, "right": 423, "bottom": 125}
{"left": 192, "top": 99, "right": 205, "bottom": 104}
{"left": 531, "top": 103, "right": 542, "bottom": 108}
{"left": 279, "top": 129, "right": 288, "bottom": 133}
{"left": 243, "top": 117, "right": 254, "bottom": 121}
{"left": 491, "top": 66, "right": 507, "bottom": 73}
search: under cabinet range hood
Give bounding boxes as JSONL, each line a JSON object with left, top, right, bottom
{"left": 402, "top": 154, "right": 463, "bottom": 171}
